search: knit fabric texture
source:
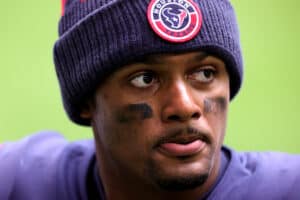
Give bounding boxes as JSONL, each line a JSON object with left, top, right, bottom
{"left": 53, "top": 0, "right": 243, "bottom": 125}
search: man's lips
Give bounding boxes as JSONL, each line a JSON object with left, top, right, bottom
{"left": 154, "top": 126, "right": 211, "bottom": 157}
{"left": 158, "top": 139, "right": 206, "bottom": 157}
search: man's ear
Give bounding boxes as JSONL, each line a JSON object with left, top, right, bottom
{"left": 80, "top": 98, "right": 95, "bottom": 119}
{"left": 80, "top": 109, "right": 92, "bottom": 119}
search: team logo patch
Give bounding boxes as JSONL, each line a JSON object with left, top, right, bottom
{"left": 147, "top": 0, "right": 202, "bottom": 43}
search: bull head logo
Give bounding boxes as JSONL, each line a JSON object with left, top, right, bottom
{"left": 162, "top": 7, "right": 188, "bottom": 29}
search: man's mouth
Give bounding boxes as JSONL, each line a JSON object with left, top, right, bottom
{"left": 154, "top": 126, "right": 211, "bottom": 157}
{"left": 158, "top": 139, "right": 206, "bottom": 157}
{"left": 155, "top": 129, "right": 210, "bottom": 157}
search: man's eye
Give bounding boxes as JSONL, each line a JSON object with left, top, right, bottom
{"left": 130, "top": 72, "right": 157, "bottom": 88}
{"left": 190, "top": 68, "right": 216, "bottom": 83}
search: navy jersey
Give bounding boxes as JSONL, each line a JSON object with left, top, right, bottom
{"left": 0, "top": 131, "right": 299, "bottom": 199}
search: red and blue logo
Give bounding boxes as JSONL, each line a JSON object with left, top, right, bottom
{"left": 147, "top": 0, "right": 202, "bottom": 43}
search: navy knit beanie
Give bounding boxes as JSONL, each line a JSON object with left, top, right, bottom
{"left": 53, "top": 0, "right": 243, "bottom": 126}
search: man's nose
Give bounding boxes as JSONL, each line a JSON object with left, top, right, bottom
{"left": 161, "top": 80, "right": 201, "bottom": 123}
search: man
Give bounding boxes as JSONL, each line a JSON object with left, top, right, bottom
{"left": 0, "top": 0, "right": 299, "bottom": 199}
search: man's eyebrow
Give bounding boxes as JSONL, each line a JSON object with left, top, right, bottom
{"left": 132, "top": 52, "right": 209, "bottom": 65}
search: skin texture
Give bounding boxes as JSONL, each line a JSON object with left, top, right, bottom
{"left": 82, "top": 51, "right": 230, "bottom": 200}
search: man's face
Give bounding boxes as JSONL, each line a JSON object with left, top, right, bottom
{"left": 89, "top": 51, "right": 230, "bottom": 191}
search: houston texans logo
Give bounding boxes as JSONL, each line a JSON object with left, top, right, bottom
{"left": 162, "top": 8, "right": 188, "bottom": 29}
{"left": 148, "top": 0, "right": 202, "bottom": 43}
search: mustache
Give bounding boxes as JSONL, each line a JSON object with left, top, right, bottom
{"left": 154, "top": 126, "right": 212, "bottom": 148}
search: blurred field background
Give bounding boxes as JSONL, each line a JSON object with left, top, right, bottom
{"left": 0, "top": 0, "right": 299, "bottom": 153}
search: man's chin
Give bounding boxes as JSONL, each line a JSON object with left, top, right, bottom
{"left": 147, "top": 144, "right": 215, "bottom": 191}
{"left": 147, "top": 160, "right": 211, "bottom": 191}
{"left": 154, "top": 174, "right": 209, "bottom": 191}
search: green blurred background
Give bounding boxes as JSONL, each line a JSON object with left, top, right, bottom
{"left": 0, "top": 0, "right": 299, "bottom": 153}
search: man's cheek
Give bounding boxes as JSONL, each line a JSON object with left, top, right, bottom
{"left": 100, "top": 103, "right": 154, "bottom": 146}
{"left": 203, "top": 96, "right": 228, "bottom": 138}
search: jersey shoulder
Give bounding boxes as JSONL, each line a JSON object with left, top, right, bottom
{"left": 0, "top": 131, "right": 95, "bottom": 200}
{"left": 211, "top": 147, "right": 300, "bottom": 200}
